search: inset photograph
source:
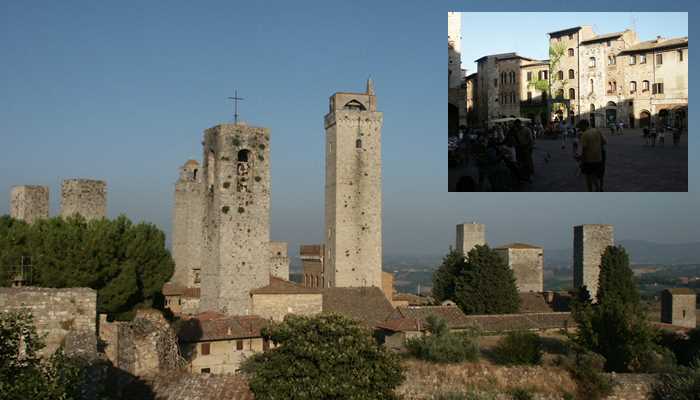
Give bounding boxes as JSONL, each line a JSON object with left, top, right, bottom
{"left": 448, "top": 12, "right": 688, "bottom": 192}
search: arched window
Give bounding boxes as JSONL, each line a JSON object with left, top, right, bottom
{"left": 193, "top": 169, "right": 198, "bottom": 180}
{"left": 568, "top": 69, "right": 575, "bottom": 79}
{"left": 642, "top": 80, "right": 650, "bottom": 92}
{"left": 589, "top": 57, "right": 596, "bottom": 68}
{"left": 590, "top": 79, "right": 594, "bottom": 93}
{"left": 343, "top": 100, "right": 366, "bottom": 110}
{"left": 568, "top": 48, "right": 574, "bottom": 56}
{"left": 355, "top": 139, "right": 362, "bottom": 149}
{"left": 630, "top": 81, "right": 637, "bottom": 94}
{"left": 557, "top": 70, "right": 564, "bottom": 80}
{"left": 612, "top": 81, "right": 617, "bottom": 92}
{"left": 569, "top": 88, "right": 576, "bottom": 99}
{"left": 237, "top": 149, "right": 250, "bottom": 162}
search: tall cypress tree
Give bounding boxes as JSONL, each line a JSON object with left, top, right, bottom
{"left": 455, "top": 245, "right": 520, "bottom": 314}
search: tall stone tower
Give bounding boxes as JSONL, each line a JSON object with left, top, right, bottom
{"left": 10, "top": 185, "right": 49, "bottom": 224}
{"left": 448, "top": 12, "right": 463, "bottom": 89}
{"left": 324, "top": 80, "right": 383, "bottom": 288}
{"left": 171, "top": 160, "right": 205, "bottom": 288}
{"left": 456, "top": 222, "right": 485, "bottom": 255}
{"left": 573, "top": 224, "right": 614, "bottom": 300}
{"left": 198, "top": 123, "right": 271, "bottom": 315}
{"left": 60, "top": 179, "right": 107, "bottom": 220}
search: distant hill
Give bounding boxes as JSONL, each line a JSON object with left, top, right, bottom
{"left": 545, "top": 240, "right": 700, "bottom": 268}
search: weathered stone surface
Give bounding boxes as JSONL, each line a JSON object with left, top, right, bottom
{"left": 268, "top": 241, "right": 289, "bottom": 280}
{"left": 324, "top": 82, "right": 383, "bottom": 288}
{"left": 573, "top": 224, "right": 614, "bottom": 300}
{"left": 10, "top": 185, "right": 49, "bottom": 223}
{"left": 456, "top": 222, "right": 486, "bottom": 255}
{"left": 60, "top": 178, "right": 107, "bottom": 220}
{"left": 171, "top": 160, "right": 205, "bottom": 288}
{"left": 251, "top": 293, "right": 322, "bottom": 321}
{"left": 660, "top": 288, "right": 696, "bottom": 328}
{"left": 0, "top": 287, "right": 97, "bottom": 357}
{"left": 149, "top": 372, "right": 254, "bottom": 399}
{"left": 495, "top": 244, "right": 544, "bottom": 293}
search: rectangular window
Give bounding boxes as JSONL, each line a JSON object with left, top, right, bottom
{"left": 656, "top": 53, "right": 663, "bottom": 65}
{"left": 652, "top": 83, "right": 664, "bottom": 94}
{"left": 640, "top": 54, "right": 646, "bottom": 64}
{"left": 629, "top": 55, "right": 636, "bottom": 65}
{"left": 201, "top": 342, "right": 210, "bottom": 355}
{"left": 527, "top": 71, "right": 532, "bottom": 81}
{"left": 678, "top": 50, "right": 683, "bottom": 62}
{"left": 236, "top": 340, "right": 243, "bottom": 350}
{"left": 201, "top": 368, "right": 211, "bottom": 374}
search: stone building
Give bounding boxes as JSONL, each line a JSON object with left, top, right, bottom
{"left": 448, "top": 11, "right": 466, "bottom": 134}
{"left": 10, "top": 185, "right": 49, "bottom": 224}
{"left": 618, "top": 36, "right": 688, "bottom": 129}
{"left": 469, "top": 25, "right": 687, "bottom": 129}
{"left": 250, "top": 276, "right": 322, "bottom": 321}
{"left": 324, "top": 81, "right": 383, "bottom": 288}
{"left": 494, "top": 243, "right": 544, "bottom": 293}
{"left": 301, "top": 244, "right": 325, "bottom": 288}
{"left": 197, "top": 123, "right": 272, "bottom": 316}
{"left": 660, "top": 288, "right": 696, "bottom": 328}
{"left": 60, "top": 178, "right": 107, "bottom": 220}
{"left": 573, "top": 224, "right": 614, "bottom": 300}
{"left": 176, "top": 312, "right": 272, "bottom": 374}
{"left": 456, "top": 222, "right": 485, "bottom": 256}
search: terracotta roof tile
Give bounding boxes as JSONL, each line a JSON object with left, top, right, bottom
{"left": 321, "top": 287, "right": 395, "bottom": 327}
{"left": 618, "top": 37, "right": 688, "bottom": 54}
{"left": 580, "top": 31, "right": 626, "bottom": 44}
{"left": 390, "top": 305, "right": 472, "bottom": 329}
{"left": 177, "top": 314, "right": 271, "bottom": 342}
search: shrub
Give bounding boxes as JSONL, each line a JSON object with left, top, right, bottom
{"left": 406, "top": 315, "right": 479, "bottom": 363}
{"left": 560, "top": 351, "right": 614, "bottom": 400}
{"left": 651, "top": 361, "right": 700, "bottom": 400}
{"left": 241, "top": 314, "right": 404, "bottom": 400}
{"left": 508, "top": 387, "right": 535, "bottom": 400}
{"left": 492, "top": 331, "right": 542, "bottom": 365}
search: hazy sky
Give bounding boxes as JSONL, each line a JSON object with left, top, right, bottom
{"left": 1, "top": 0, "right": 698, "bottom": 258}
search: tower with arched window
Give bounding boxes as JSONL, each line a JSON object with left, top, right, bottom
{"left": 197, "top": 122, "right": 272, "bottom": 315}
{"left": 324, "top": 80, "right": 383, "bottom": 288}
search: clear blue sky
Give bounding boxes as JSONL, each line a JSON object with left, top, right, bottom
{"left": 1, "top": 0, "right": 699, "bottom": 258}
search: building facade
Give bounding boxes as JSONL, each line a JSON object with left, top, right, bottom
{"left": 60, "top": 179, "right": 107, "bottom": 221}
{"left": 494, "top": 243, "right": 544, "bottom": 293}
{"left": 324, "top": 80, "right": 383, "bottom": 288}
{"left": 10, "top": 185, "right": 49, "bottom": 224}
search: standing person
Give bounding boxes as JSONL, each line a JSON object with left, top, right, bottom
{"left": 650, "top": 123, "right": 657, "bottom": 147}
{"left": 618, "top": 121, "right": 624, "bottom": 135}
{"left": 559, "top": 119, "right": 567, "bottom": 149}
{"left": 659, "top": 125, "right": 666, "bottom": 146}
{"left": 513, "top": 119, "right": 534, "bottom": 181}
{"left": 577, "top": 119, "right": 606, "bottom": 192}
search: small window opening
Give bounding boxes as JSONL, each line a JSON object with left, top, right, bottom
{"left": 356, "top": 139, "right": 362, "bottom": 149}
{"left": 237, "top": 149, "right": 250, "bottom": 162}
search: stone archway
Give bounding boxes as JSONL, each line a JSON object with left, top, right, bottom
{"left": 658, "top": 109, "right": 670, "bottom": 128}
{"left": 639, "top": 110, "right": 651, "bottom": 128}
{"left": 605, "top": 102, "right": 617, "bottom": 127}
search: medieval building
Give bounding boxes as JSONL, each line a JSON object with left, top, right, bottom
{"left": 467, "top": 24, "right": 688, "bottom": 128}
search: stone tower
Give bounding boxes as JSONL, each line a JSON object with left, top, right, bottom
{"left": 573, "top": 224, "right": 614, "bottom": 300}
{"left": 198, "top": 123, "right": 271, "bottom": 315}
{"left": 456, "top": 222, "right": 485, "bottom": 255}
{"left": 268, "top": 241, "right": 290, "bottom": 280}
{"left": 60, "top": 179, "right": 107, "bottom": 221}
{"left": 324, "top": 80, "right": 383, "bottom": 288}
{"left": 10, "top": 185, "right": 49, "bottom": 223}
{"left": 171, "top": 160, "right": 205, "bottom": 288}
{"left": 448, "top": 12, "right": 463, "bottom": 88}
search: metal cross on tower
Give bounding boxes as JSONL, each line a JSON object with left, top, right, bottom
{"left": 227, "top": 90, "right": 244, "bottom": 124}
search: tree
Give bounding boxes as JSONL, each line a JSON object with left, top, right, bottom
{"left": 405, "top": 315, "right": 480, "bottom": 363}
{"left": 528, "top": 41, "right": 569, "bottom": 121}
{"left": 454, "top": 245, "right": 520, "bottom": 314}
{"left": 432, "top": 248, "right": 465, "bottom": 302}
{"left": 241, "top": 314, "right": 404, "bottom": 400}
{"left": 0, "top": 311, "right": 83, "bottom": 400}
{"left": 570, "top": 245, "right": 658, "bottom": 372}
{"left": 0, "top": 215, "right": 174, "bottom": 319}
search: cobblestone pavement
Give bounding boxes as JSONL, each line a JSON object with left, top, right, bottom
{"left": 449, "top": 129, "right": 688, "bottom": 192}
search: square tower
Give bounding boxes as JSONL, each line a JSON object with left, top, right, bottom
{"left": 324, "top": 80, "right": 382, "bottom": 288}
{"left": 573, "top": 224, "right": 614, "bottom": 300}
{"left": 60, "top": 179, "right": 107, "bottom": 221}
{"left": 494, "top": 243, "right": 544, "bottom": 293}
{"left": 10, "top": 185, "right": 49, "bottom": 223}
{"left": 660, "top": 288, "right": 696, "bottom": 328}
{"left": 171, "top": 160, "right": 205, "bottom": 288}
{"left": 456, "top": 222, "right": 485, "bottom": 255}
{"left": 198, "top": 123, "right": 271, "bottom": 315}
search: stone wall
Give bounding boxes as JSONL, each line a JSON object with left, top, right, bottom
{"left": 324, "top": 83, "right": 383, "bottom": 288}
{"left": 60, "top": 179, "right": 107, "bottom": 220}
{"left": 661, "top": 291, "right": 696, "bottom": 328}
{"left": 269, "top": 241, "right": 289, "bottom": 280}
{"left": 199, "top": 123, "right": 271, "bottom": 315}
{"left": 100, "top": 309, "right": 183, "bottom": 377}
{"left": 573, "top": 224, "right": 613, "bottom": 300}
{"left": 456, "top": 223, "right": 486, "bottom": 255}
{"left": 186, "top": 337, "right": 265, "bottom": 374}
{"left": 0, "top": 287, "right": 96, "bottom": 357}
{"left": 10, "top": 185, "right": 49, "bottom": 223}
{"left": 496, "top": 247, "right": 544, "bottom": 293}
{"left": 251, "top": 293, "right": 322, "bottom": 321}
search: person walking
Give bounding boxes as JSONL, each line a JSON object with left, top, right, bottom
{"left": 577, "top": 119, "right": 606, "bottom": 192}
